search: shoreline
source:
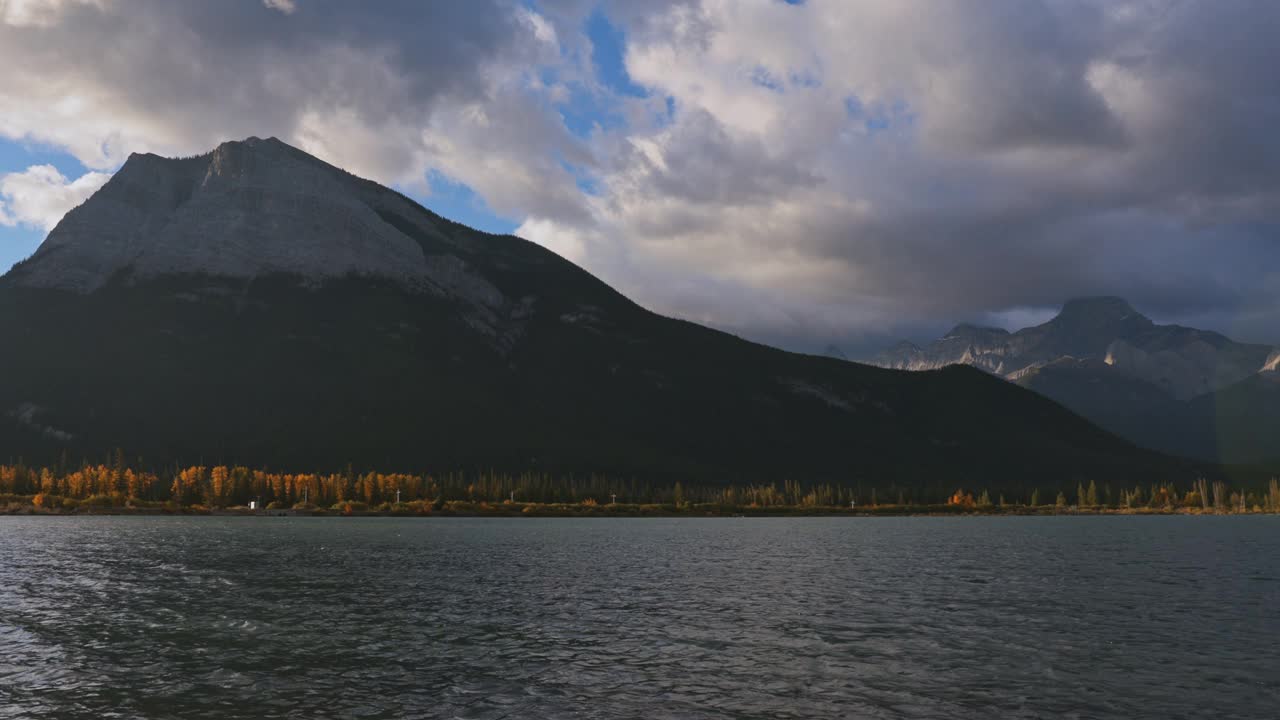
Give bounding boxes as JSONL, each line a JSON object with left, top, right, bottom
{"left": 2, "top": 502, "right": 1275, "bottom": 518}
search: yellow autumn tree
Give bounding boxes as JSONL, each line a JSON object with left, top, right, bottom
{"left": 210, "top": 466, "right": 230, "bottom": 507}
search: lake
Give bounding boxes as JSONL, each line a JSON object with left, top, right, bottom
{"left": 0, "top": 516, "right": 1276, "bottom": 719}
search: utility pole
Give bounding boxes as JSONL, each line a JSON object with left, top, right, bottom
{"left": 396, "top": 488, "right": 401, "bottom": 504}
{"left": 510, "top": 490, "right": 515, "bottom": 503}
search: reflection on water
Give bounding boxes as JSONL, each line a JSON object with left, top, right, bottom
{"left": 1, "top": 516, "right": 1277, "bottom": 719}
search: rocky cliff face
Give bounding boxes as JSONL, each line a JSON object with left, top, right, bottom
{"left": 1265, "top": 349, "right": 1280, "bottom": 374}
{"left": 877, "top": 325, "right": 1014, "bottom": 374}
{"left": 1102, "top": 333, "right": 1270, "bottom": 401}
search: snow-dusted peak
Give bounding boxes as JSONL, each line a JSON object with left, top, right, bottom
{"left": 8, "top": 137, "right": 481, "bottom": 297}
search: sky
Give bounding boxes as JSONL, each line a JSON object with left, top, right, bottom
{"left": 1, "top": 0, "right": 1277, "bottom": 357}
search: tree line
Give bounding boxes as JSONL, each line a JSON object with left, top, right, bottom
{"left": 946, "top": 477, "right": 1279, "bottom": 513}
{"left": 1, "top": 456, "right": 1278, "bottom": 512}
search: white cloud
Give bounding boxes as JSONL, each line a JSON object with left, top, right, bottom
{"left": 263, "top": 0, "right": 296, "bottom": 15}
{"left": 1, "top": 0, "right": 101, "bottom": 27}
{"left": 515, "top": 217, "right": 589, "bottom": 264}
{"left": 520, "top": 8, "right": 557, "bottom": 47}
{"left": 0, "top": 165, "right": 111, "bottom": 231}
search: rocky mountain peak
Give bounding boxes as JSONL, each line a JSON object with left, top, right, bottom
{"left": 1054, "top": 296, "right": 1150, "bottom": 327}
{"left": 5, "top": 137, "right": 480, "bottom": 296}
{"left": 1037, "top": 297, "right": 1155, "bottom": 359}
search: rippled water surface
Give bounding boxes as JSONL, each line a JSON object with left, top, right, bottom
{"left": 1, "top": 517, "right": 1277, "bottom": 719}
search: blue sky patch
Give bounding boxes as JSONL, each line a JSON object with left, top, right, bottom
{"left": 0, "top": 138, "right": 97, "bottom": 273}
{"left": 0, "top": 137, "right": 90, "bottom": 180}
{"left": 844, "top": 96, "right": 918, "bottom": 136}
{"left": 0, "top": 225, "right": 43, "bottom": 274}
{"left": 586, "top": 9, "right": 647, "bottom": 99}
{"left": 414, "top": 171, "right": 518, "bottom": 236}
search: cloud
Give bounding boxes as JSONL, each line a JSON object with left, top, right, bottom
{"left": 540, "top": 0, "right": 1280, "bottom": 350}
{"left": 1, "top": 0, "right": 102, "bottom": 27}
{"left": 0, "top": 0, "right": 573, "bottom": 184}
{"left": 0, "top": 165, "right": 111, "bottom": 231}
{"left": 515, "top": 217, "right": 588, "bottom": 265}
{"left": 262, "top": 0, "right": 296, "bottom": 15}
{"left": 1, "top": 0, "right": 1277, "bottom": 352}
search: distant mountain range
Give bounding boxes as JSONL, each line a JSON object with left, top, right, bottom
{"left": 0, "top": 137, "right": 1204, "bottom": 491}
{"left": 873, "top": 298, "right": 1279, "bottom": 465}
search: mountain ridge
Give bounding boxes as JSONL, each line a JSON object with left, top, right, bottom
{"left": 0, "top": 138, "right": 1212, "bottom": 488}
{"left": 873, "top": 298, "right": 1278, "bottom": 464}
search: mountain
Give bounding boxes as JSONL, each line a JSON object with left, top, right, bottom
{"left": 0, "top": 137, "right": 1200, "bottom": 491}
{"left": 873, "top": 298, "right": 1279, "bottom": 464}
